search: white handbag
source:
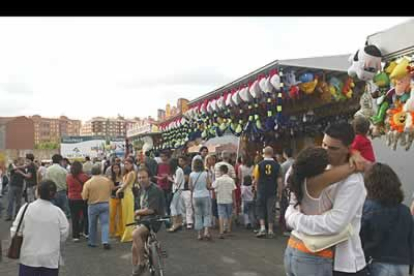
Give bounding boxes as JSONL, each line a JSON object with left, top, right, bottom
{"left": 295, "top": 224, "right": 354, "bottom": 253}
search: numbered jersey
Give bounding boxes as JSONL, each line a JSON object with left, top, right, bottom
{"left": 257, "top": 159, "right": 280, "bottom": 196}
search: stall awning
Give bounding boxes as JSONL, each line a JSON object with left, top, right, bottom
{"left": 189, "top": 54, "right": 351, "bottom": 106}
{"left": 367, "top": 19, "right": 414, "bottom": 60}
{"left": 278, "top": 54, "right": 351, "bottom": 72}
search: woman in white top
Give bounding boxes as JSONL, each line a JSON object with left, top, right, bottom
{"left": 284, "top": 147, "right": 357, "bottom": 276}
{"left": 190, "top": 158, "right": 212, "bottom": 241}
{"left": 11, "top": 179, "right": 69, "bottom": 276}
{"left": 237, "top": 156, "right": 254, "bottom": 186}
{"left": 167, "top": 158, "right": 185, "bottom": 232}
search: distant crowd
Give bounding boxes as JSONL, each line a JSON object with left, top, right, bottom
{"left": 1, "top": 117, "right": 413, "bottom": 276}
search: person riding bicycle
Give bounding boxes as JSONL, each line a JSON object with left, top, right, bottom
{"left": 132, "top": 168, "right": 165, "bottom": 276}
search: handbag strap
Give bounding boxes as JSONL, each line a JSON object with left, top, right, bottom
{"left": 192, "top": 171, "right": 203, "bottom": 189}
{"left": 74, "top": 175, "right": 86, "bottom": 186}
{"left": 14, "top": 203, "right": 30, "bottom": 238}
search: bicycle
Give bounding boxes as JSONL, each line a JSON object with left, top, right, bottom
{"left": 126, "top": 215, "right": 170, "bottom": 276}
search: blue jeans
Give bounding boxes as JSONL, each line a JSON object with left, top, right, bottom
{"left": 193, "top": 196, "right": 211, "bottom": 230}
{"left": 284, "top": 245, "right": 333, "bottom": 276}
{"left": 369, "top": 262, "right": 409, "bottom": 276}
{"left": 7, "top": 186, "right": 23, "bottom": 218}
{"left": 88, "top": 202, "right": 109, "bottom": 246}
{"left": 52, "top": 190, "right": 71, "bottom": 218}
{"left": 218, "top": 203, "right": 233, "bottom": 219}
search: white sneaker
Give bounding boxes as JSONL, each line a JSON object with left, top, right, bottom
{"left": 256, "top": 229, "right": 267, "bottom": 238}
{"left": 72, "top": 238, "right": 80, "bottom": 242}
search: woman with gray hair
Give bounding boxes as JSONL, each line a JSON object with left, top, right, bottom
{"left": 11, "top": 179, "right": 69, "bottom": 276}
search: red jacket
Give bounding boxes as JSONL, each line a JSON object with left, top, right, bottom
{"left": 67, "top": 173, "right": 90, "bottom": 200}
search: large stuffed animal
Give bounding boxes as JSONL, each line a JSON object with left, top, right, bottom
{"left": 371, "top": 58, "right": 412, "bottom": 125}
{"left": 348, "top": 45, "right": 382, "bottom": 81}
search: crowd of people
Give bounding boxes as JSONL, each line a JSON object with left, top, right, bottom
{"left": 0, "top": 117, "right": 413, "bottom": 276}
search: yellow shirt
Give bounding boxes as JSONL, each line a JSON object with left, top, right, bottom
{"left": 82, "top": 175, "right": 114, "bottom": 205}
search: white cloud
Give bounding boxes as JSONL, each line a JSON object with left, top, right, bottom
{"left": 0, "top": 17, "right": 412, "bottom": 121}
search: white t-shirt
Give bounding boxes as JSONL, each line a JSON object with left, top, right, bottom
{"left": 238, "top": 165, "right": 254, "bottom": 185}
{"left": 214, "top": 161, "right": 236, "bottom": 180}
{"left": 241, "top": 185, "right": 254, "bottom": 202}
{"left": 172, "top": 167, "right": 185, "bottom": 193}
{"left": 212, "top": 174, "right": 236, "bottom": 204}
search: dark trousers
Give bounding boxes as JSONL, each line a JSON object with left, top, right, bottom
{"left": 19, "top": 264, "right": 59, "bottom": 276}
{"left": 68, "top": 199, "right": 88, "bottom": 238}
{"left": 333, "top": 267, "right": 368, "bottom": 276}
{"left": 163, "top": 189, "right": 172, "bottom": 216}
{"left": 7, "top": 186, "right": 23, "bottom": 218}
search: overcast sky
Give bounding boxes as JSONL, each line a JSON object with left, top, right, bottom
{"left": 0, "top": 17, "right": 412, "bottom": 122}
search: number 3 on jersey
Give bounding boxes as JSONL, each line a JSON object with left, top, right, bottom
{"left": 265, "top": 164, "right": 272, "bottom": 175}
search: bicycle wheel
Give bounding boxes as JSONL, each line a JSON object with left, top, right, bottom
{"left": 149, "top": 242, "right": 164, "bottom": 276}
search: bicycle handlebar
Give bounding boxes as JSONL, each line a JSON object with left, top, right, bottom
{"left": 125, "top": 215, "right": 171, "bottom": 227}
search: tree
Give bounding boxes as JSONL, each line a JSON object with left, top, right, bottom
{"left": 35, "top": 142, "right": 59, "bottom": 150}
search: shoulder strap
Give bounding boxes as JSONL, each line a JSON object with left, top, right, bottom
{"left": 74, "top": 175, "right": 86, "bottom": 186}
{"left": 14, "top": 203, "right": 30, "bottom": 237}
{"left": 193, "top": 171, "right": 203, "bottom": 187}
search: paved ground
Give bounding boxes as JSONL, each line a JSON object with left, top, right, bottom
{"left": 0, "top": 209, "right": 288, "bottom": 276}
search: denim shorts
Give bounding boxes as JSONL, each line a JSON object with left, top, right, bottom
{"left": 217, "top": 203, "right": 233, "bottom": 219}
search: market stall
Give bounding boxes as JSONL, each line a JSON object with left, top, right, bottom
{"left": 157, "top": 54, "right": 365, "bottom": 157}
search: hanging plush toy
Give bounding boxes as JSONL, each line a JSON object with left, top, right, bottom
{"left": 298, "top": 73, "right": 318, "bottom": 94}
{"left": 316, "top": 74, "right": 332, "bottom": 103}
{"left": 386, "top": 104, "right": 414, "bottom": 150}
{"left": 403, "top": 108, "right": 414, "bottom": 151}
{"left": 348, "top": 45, "right": 382, "bottom": 81}
{"left": 354, "top": 91, "right": 376, "bottom": 119}
{"left": 371, "top": 58, "right": 412, "bottom": 125}
{"left": 284, "top": 71, "right": 301, "bottom": 99}
{"left": 342, "top": 77, "right": 355, "bottom": 99}
{"left": 329, "top": 77, "right": 346, "bottom": 101}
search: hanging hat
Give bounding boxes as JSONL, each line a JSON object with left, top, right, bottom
{"left": 270, "top": 70, "right": 281, "bottom": 91}
{"left": 259, "top": 75, "right": 267, "bottom": 92}
{"left": 225, "top": 89, "right": 235, "bottom": 107}
{"left": 240, "top": 85, "right": 253, "bottom": 103}
{"left": 217, "top": 94, "right": 226, "bottom": 110}
{"left": 249, "top": 79, "right": 262, "bottom": 99}
{"left": 206, "top": 100, "right": 214, "bottom": 114}
{"left": 232, "top": 88, "right": 243, "bottom": 106}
